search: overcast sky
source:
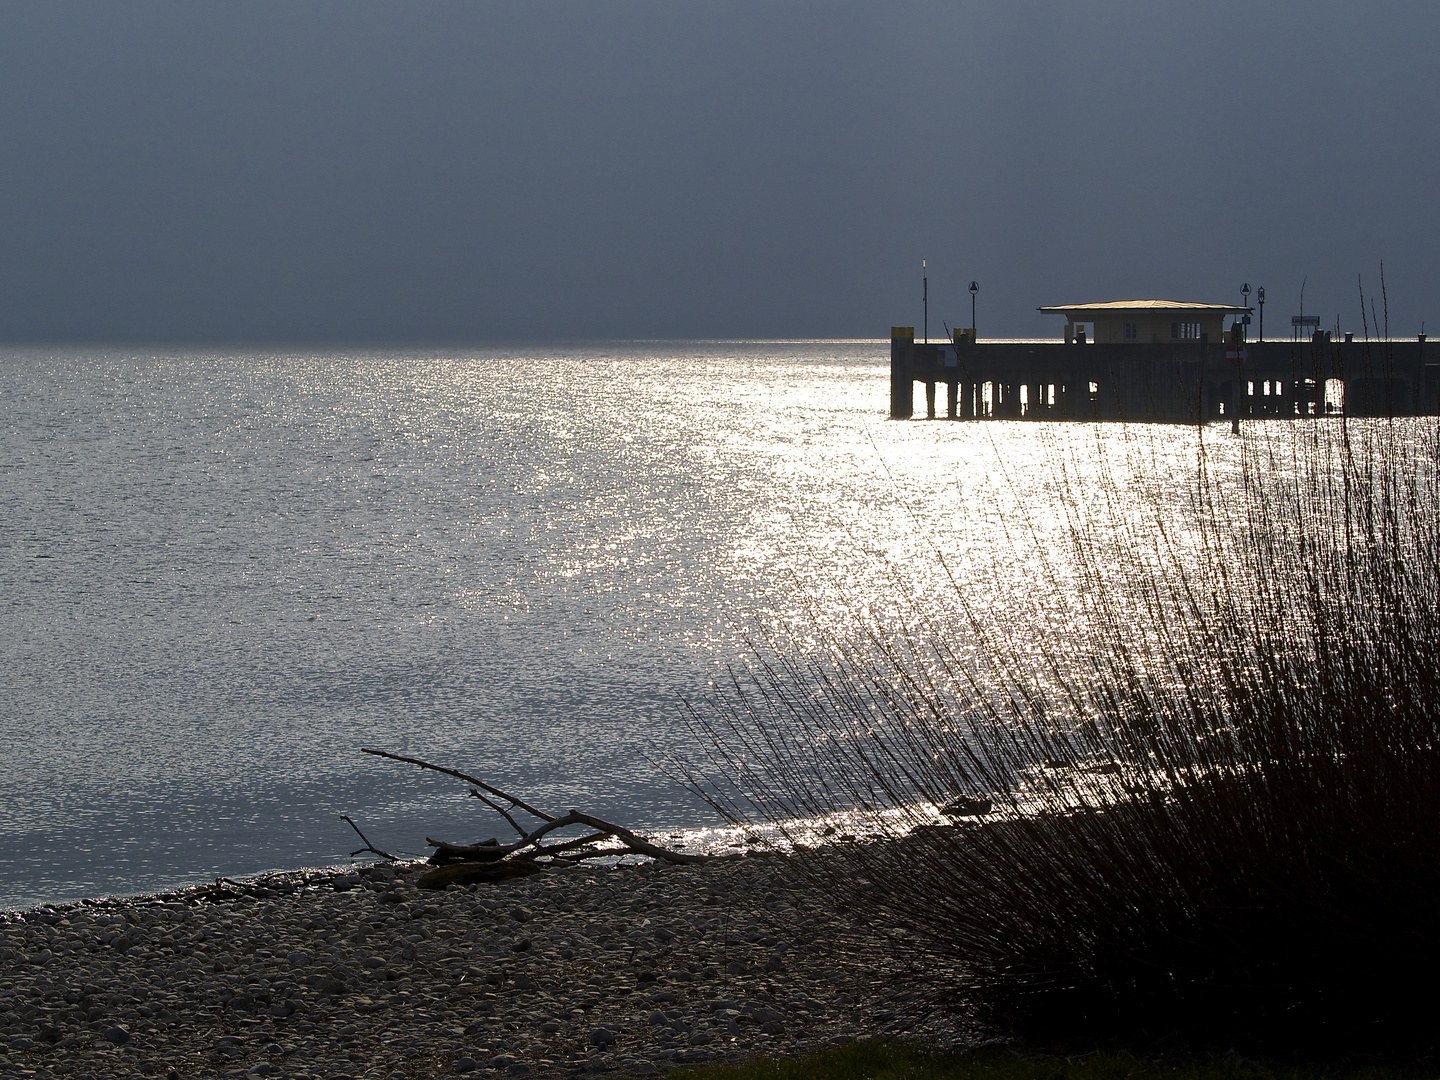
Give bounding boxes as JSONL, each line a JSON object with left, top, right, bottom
{"left": 1, "top": 1, "right": 1436, "bottom": 341}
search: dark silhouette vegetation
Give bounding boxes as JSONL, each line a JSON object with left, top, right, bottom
{"left": 686, "top": 375, "right": 1440, "bottom": 1054}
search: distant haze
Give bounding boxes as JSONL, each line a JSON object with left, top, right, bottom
{"left": 2, "top": 1, "right": 1436, "bottom": 341}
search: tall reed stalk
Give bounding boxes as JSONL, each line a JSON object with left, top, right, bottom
{"left": 685, "top": 409, "right": 1440, "bottom": 1054}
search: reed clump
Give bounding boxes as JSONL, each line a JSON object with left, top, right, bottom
{"left": 688, "top": 414, "right": 1440, "bottom": 1055}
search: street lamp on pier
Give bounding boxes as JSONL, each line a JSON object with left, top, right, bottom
{"left": 923, "top": 260, "right": 928, "bottom": 344}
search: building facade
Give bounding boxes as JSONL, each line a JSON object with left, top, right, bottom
{"left": 1037, "top": 299, "right": 1248, "bottom": 346}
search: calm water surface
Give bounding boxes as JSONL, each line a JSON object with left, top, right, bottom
{"left": 0, "top": 341, "right": 1221, "bottom": 909}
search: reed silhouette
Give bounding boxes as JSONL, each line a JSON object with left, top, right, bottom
{"left": 686, "top": 405, "right": 1440, "bottom": 1054}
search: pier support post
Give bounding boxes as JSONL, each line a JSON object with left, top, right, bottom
{"left": 1418, "top": 333, "right": 1428, "bottom": 416}
{"left": 953, "top": 330, "right": 975, "bottom": 419}
{"left": 1226, "top": 329, "right": 1240, "bottom": 433}
{"left": 925, "top": 381, "right": 937, "bottom": 418}
{"left": 890, "top": 327, "right": 914, "bottom": 418}
{"left": 947, "top": 381, "right": 959, "bottom": 419}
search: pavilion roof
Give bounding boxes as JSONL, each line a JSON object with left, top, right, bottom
{"left": 1037, "top": 299, "right": 1251, "bottom": 313}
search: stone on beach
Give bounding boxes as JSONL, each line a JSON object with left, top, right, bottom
{"left": 0, "top": 854, "right": 971, "bottom": 1078}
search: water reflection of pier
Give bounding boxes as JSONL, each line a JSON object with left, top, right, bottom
{"left": 890, "top": 328, "right": 1437, "bottom": 423}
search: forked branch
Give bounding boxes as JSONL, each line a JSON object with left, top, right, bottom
{"left": 364, "top": 748, "right": 707, "bottom": 869}
{"left": 341, "top": 814, "right": 398, "bottom": 862}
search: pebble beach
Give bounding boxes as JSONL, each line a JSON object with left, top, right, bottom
{"left": 0, "top": 854, "right": 972, "bottom": 1080}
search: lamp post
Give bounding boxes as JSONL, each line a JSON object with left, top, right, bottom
{"left": 923, "top": 260, "right": 928, "bottom": 344}
{"left": 1257, "top": 286, "right": 1265, "bottom": 341}
{"left": 969, "top": 281, "right": 979, "bottom": 336}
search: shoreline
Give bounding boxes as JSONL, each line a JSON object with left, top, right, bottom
{"left": 1, "top": 854, "right": 974, "bottom": 1079}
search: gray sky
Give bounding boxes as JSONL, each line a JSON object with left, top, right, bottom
{"left": 1, "top": 1, "right": 1436, "bottom": 341}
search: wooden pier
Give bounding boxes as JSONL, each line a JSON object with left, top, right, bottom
{"left": 890, "top": 327, "right": 1438, "bottom": 423}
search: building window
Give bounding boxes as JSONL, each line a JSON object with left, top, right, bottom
{"left": 1123, "top": 321, "right": 1138, "bottom": 341}
{"left": 1171, "top": 321, "right": 1201, "bottom": 340}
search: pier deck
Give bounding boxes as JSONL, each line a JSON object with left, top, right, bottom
{"left": 889, "top": 328, "right": 1438, "bottom": 422}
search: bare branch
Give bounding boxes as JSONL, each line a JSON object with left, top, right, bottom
{"left": 369, "top": 748, "right": 707, "bottom": 867}
{"left": 429, "top": 809, "right": 706, "bottom": 865}
{"left": 547, "top": 848, "right": 629, "bottom": 864}
{"left": 362, "top": 748, "right": 555, "bottom": 822}
{"left": 566, "top": 810, "right": 709, "bottom": 864}
{"left": 468, "top": 788, "right": 527, "bottom": 838}
{"left": 529, "top": 830, "right": 613, "bottom": 858}
{"left": 340, "top": 814, "right": 398, "bottom": 862}
{"left": 424, "top": 837, "right": 507, "bottom": 862}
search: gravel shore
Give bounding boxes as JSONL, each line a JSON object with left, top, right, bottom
{"left": 0, "top": 854, "right": 972, "bottom": 1079}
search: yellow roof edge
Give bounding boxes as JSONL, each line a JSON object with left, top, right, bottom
{"left": 1038, "top": 300, "right": 1252, "bottom": 313}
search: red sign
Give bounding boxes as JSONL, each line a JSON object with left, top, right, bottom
{"left": 1226, "top": 344, "right": 1248, "bottom": 364}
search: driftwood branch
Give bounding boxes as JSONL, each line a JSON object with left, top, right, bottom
{"left": 570, "top": 810, "right": 709, "bottom": 863}
{"left": 427, "top": 807, "right": 707, "bottom": 864}
{"left": 468, "top": 788, "right": 527, "bottom": 838}
{"left": 340, "top": 815, "right": 398, "bottom": 861}
{"left": 424, "top": 836, "right": 508, "bottom": 862}
{"left": 364, "top": 748, "right": 708, "bottom": 879}
{"left": 426, "top": 829, "right": 614, "bottom": 864}
{"left": 362, "top": 747, "right": 555, "bottom": 822}
{"left": 522, "top": 830, "right": 613, "bottom": 858}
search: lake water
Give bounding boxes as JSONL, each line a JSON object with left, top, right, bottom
{"left": 0, "top": 340, "right": 1221, "bottom": 910}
